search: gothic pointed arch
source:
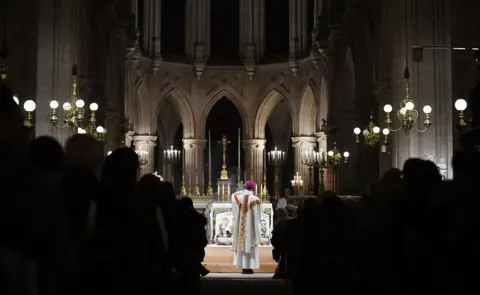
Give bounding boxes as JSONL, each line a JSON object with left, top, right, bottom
{"left": 152, "top": 86, "right": 195, "bottom": 138}
{"left": 298, "top": 83, "right": 317, "bottom": 136}
{"left": 200, "top": 88, "right": 248, "bottom": 137}
{"left": 254, "top": 88, "right": 295, "bottom": 139}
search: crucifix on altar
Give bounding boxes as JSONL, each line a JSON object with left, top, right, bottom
{"left": 216, "top": 134, "right": 232, "bottom": 202}
{"left": 218, "top": 134, "right": 230, "bottom": 180}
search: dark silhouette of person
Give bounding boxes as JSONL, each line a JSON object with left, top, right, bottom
{"left": 130, "top": 174, "right": 170, "bottom": 295}
{"left": 180, "top": 197, "right": 210, "bottom": 277}
{"left": 271, "top": 207, "right": 292, "bottom": 279}
{"left": 62, "top": 134, "right": 102, "bottom": 294}
{"left": 0, "top": 84, "right": 38, "bottom": 295}
{"left": 26, "top": 136, "right": 75, "bottom": 295}
{"left": 87, "top": 147, "right": 139, "bottom": 295}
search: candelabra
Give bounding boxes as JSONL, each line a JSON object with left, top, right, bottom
{"left": 454, "top": 98, "right": 469, "bottom": 131}
{"left": 180, "top": 169, "right": 187, "bottom": 196}
{"left": 301, "top": 149, "right": 317, "bottom": 192}
{"left": 383, "top": 68, "right": 432, "bottom": 135}
{"left": 192, "top": 173, "right": 201, "bottom": 196}
{"left": 135, "top": 150, "right": 148, "bottom": 166}
{"left": 353, "top": 113, "right": 390, "bottom": 148}
{"left": 206, "top": 168, "right": 214, "bottom": 196}
{"left": 291, "top": 172, "right": 303, "bottom": 196}
{"left": 315, "top": 142, "right": 350, "bottom": 193}
{"left": 268, "top": 147, "right": 286, "bottom": 200}
{"left": 48, "top": 65, "right": 106, "bottom": 142}
{"left": 164, "top": 145, "right": 180, "bottom": 183}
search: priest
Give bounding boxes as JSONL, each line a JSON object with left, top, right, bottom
{"left": 231, "top": 180, "right": 262, "bottom": 274}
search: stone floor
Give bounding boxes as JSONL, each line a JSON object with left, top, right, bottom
{"left": 200, "top": 273, "right": 292, "bottom": 295}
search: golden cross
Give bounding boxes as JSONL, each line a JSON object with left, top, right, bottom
{"left": 218, "top": 134, "right": 231, "bottom": 180}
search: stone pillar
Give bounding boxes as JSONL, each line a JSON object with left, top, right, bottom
{"left": 35, "top": 0, "right": 77, "bottom": 144}
{"left": 183, "top": 139, "right": 206, "bottom": 195}
{"left": 291, "top": 136, "right": 316, "bottom": 192}
{"left": 392, "top": 0, "right": 453, "bottom": 178}
{"left": 133, "top": 135, "right": 157, "bottom": 175}
{"left": 243, "top": 139, "right": 266, "bottom": 191}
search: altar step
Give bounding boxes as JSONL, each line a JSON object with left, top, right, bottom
{"left": 201, "top": 273, "right": 292, "bottom": 295}
{"left": 203, "top": 245, "right": 276, "bottom": 273}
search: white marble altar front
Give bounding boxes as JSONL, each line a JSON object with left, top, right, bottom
{"left": 201, "top": 202, "right": 273, "bottom": 246}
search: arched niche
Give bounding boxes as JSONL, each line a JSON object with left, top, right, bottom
{"left": 200, "top": 88, "right": 248, "bottom": 138}
{"left": 254, "top": 88, "right": 295, "bottom": 139}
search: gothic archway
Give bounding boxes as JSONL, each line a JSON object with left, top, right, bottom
{"left": 254, "top": 88, "right": 295, "bottom": 138}
{"left": 200, "top": 88, "right": 248, "bottom": 137}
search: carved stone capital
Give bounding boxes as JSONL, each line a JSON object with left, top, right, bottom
{"left": 243, "top": 139, "right": 266, "bottom": 150}
{"left": 291, "top": 136, "right": 316, "bottom": 149}
{"left": 183, "top": 138, "right": 207, "bottom": 150}
{"left": 315, "top": 132, "right": 327, "bottom": 143}
{"left": 133, "top": 135, "right": 157, "bottom": 146}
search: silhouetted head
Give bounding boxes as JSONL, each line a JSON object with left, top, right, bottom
{"left": 27, "top": 136, "right": 64, "bottom": 174}
{"left": 275, "top": 207, "right": 288, "bottom": 220}
{"left": 65, "top": 134, "right": 102, "bottom": 171}
{"left": 181, "top": 197, "right": 194, "bottom": 208}
{"left": 285, "top": 204, "right": 296, "bottom": 217}
{"left": 245, "top": 180, "right": 255, "bottom": 191}
{"left": 101, "top": 147, "right": 139, "bottom": 190}
{"left": 158, "top": 181, "right": 176, "bottom": 206}
{"left": 136, "top": 174, "right": 163, "bottom": 207}
{"left": 403, "top": 158, "right": 441, "bottom": 195}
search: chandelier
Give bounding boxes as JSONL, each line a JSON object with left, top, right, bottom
{"left": 268, "top": 146, "right": 287, "bottom": 199}
{"left": 383, "top": 67, "right": 432, "bottom": 134}
{"left": 290, "top": 172, "right": 303, "bottom": 196}
{"left": 48, "top": 65, "right": 106, "bottom": 142}
{"left": 353, "top": 113, "right": 390, "bottom": 148}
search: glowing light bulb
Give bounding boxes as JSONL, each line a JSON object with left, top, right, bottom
{"left": 382, "top": 128, "right": 390, "bottom": 135}
{"left": 75, "top": 99, "right": 85, "bottom": 108}
{"left": 13, "top": 96, "right": 19, "bottom": 105}
{"left": 383, "top": 104, "right": 393, "bottom": 113}
{"left": 343, "top": 151, "right": 350, "bottom": 158}
{"left": 49, "top": 100, "right": 59, "bottom": 109}
{"left": 89, "top": 102, "right": 99, "bottom": 111}
{"left": 405, "top": 102, "right": 414, "bottom": 110}
{"left": 373, "top": 126, "right": 380, "bottom": 133}
{"left": 454, "top": 99, "right": 467, "bottom": 111}
{"left": 353, "top": 127, "right": 361, "bottom": 135}
{"left": 23, "top": 100, "right": 36, "bottom": 112}
{"left": 63, "top": 102, "right": 72, "bottom": 111}
{"left": 423, "top": 105, "right": 432, "bottom": 114}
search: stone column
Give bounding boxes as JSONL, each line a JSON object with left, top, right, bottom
{"left": 133, "top": 135, "right": 157, "bottom": 175}
{"left": 35, "top": 0, "right": 77, "bottom": 144}
{"left": 291, "top": 136, "right": 316, "bottom": 192}
{"left": 389, "top": 0, "right": 453, "bottom": 178}
{"left": 183, "top": 139, "right": 206, "bottom": 195}
{"left": 243, "top": 139, "right": 266, "bottom": 191}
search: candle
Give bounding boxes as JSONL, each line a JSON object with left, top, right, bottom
{"left": 208, "top": 130, "right": 212, "bottom": 168}
{"left": 228, "top": 185, "right": 230, "bottom": 197}
{"left": 217, "top": 184, "right": 219, "bottom": 196}
{"left": 238, "top": 128, "right": 241, "bottom": 170}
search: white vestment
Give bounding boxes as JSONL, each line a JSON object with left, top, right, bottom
{"left": 231, "top": 190, "right": 262, "bottom": 269}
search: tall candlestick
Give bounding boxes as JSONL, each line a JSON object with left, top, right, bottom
{"left": 238, "top": 128, "right": 241, "bottom": 169}
{"left": 208, "top": 130, "right": 212, "bottom": 168}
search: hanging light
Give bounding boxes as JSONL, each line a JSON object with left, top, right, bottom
{"left": 454, "top": 98, "right": 468, "bottom": 131}
{"left": 383, "top": 68, "right": 432, "bottom": 134}
{"left": 48, "top": 64, "right": 106, "bottom": 142}
{"left": 353, "top": 113, "right": 390, "bottom": 148}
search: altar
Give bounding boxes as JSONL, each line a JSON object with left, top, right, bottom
{"left": 192, "top": 199, "right": 276, "bottom": 273}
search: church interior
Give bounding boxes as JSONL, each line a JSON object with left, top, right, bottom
{"left": 2, "top": 0, "right": 480, "bottom": 292}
